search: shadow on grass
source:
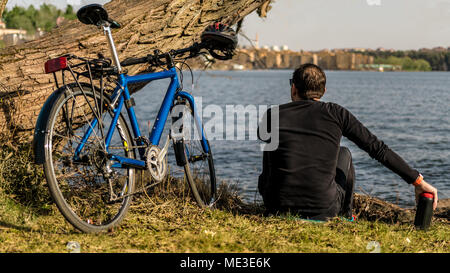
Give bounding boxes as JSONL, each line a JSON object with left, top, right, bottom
{"left": 0, "top": 220, "right": 33, "bottom": 232}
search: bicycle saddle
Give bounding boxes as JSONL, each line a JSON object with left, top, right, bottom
{"left": 77, "top": 4, "right": 121, "bottom": 28}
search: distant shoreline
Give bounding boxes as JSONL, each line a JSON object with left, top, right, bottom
{"left": 185, "top": 47, "right": 450, "bottom": 72}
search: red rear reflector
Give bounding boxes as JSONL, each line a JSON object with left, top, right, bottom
{"left": 44, "top": 57, "right": 67, "bottom": 74}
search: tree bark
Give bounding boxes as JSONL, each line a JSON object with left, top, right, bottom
{"left": 0, "top": 0, "right": 271, "bottom": 143}
{"left": 0, "top": 0, "right": 7, "bottom": 18}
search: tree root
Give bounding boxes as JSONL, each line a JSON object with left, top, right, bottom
{"left": 353, "top": 193, "right": 449, "bottom": 224}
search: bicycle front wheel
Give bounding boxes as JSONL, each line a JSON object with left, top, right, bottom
{"left": 172, "top": 100, "right": 217, "bottom": 207}
{"left": 43, "top": 84, "right": 136, "bottom": 233}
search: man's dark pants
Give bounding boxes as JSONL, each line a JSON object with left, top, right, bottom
{"left": 334, "top": 146, "right": 355, "bottom": 219}
{"left": 276, "top": 146, "right": 355, "bottom": 221}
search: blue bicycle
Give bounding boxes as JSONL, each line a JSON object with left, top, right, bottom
{"left": 33, "top": 4, "right": 237, "bottom": 233}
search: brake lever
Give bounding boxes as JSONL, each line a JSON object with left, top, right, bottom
{"left": 188, "top": 43, "right": 202, "bottom": 58}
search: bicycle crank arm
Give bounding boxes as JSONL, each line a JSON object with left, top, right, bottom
{"left": 157, "top": 135, "right": 170, "bottom": 163}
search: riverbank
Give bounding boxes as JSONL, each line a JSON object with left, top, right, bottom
{"left": 0, "top": 188, "right": 448, "bottom": 253}
{"left": 0, "top": 145, "right": 448, "bottom": 253}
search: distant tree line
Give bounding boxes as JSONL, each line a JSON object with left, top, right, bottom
{"left": 373, "top": 56, "right": 431, "bottom": 71}
{"left": 362, "top": 49, "right": 450, "bottom": 71}
{"left": 2, "top": 4, "right": 76, "bottom": 34}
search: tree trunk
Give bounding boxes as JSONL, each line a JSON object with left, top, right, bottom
{"left": 0, "top": 0, "right": 272, "bottom": 143}
{"left": 0, "top": 0, "right": 7, "bottom": 18}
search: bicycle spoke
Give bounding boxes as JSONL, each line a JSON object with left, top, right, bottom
{"left": 172, "top": 101, "right": 216, "bottom": 207}
{"left": 44, "top": 86, "right": 136, "bottom": 233}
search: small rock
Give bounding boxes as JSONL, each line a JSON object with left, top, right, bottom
{"left": 366, "top": 241, "right": 381, "bottom": 253}
{"left": 66, "top": 241, "right": 81, "bottom": 253}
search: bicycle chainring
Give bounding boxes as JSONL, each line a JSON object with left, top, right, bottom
{"left": 145, "top": 145, "right": 168, "bottom": 182}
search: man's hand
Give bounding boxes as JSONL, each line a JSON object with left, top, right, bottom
{"left": 415, "top": 180, "right": 438, "bottom": 210}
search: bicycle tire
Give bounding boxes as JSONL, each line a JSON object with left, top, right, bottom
{"left": 43, "top": 83, "right": 136, "bottom": 233}
{"left": 184, "top": 148, "right": 216, "bottom": 207}
{"left": 172, "top": 101, "right": 217, "bottom": 207}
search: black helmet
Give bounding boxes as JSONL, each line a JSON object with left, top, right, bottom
{"left": 201, "top": 22, "right": 237, "bottom": 60}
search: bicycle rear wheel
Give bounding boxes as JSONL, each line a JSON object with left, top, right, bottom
{"left": 43, "top": 84, "right": 136, "bottom": 233}
{"left": 172, "top": 100, "right": 216, "bottom": 207}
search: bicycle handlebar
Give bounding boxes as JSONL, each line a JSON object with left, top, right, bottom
{"left": 120, "top": 42, "right": 205, "bottom": 67}
{"left": 120, "top": 56, "right": 149, "bottom": 66}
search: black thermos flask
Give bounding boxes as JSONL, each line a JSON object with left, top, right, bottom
{"left": 414, "top": 192, "right": 434, "bottom": 230}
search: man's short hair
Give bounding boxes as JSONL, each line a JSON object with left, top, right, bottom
{"left": 292, "top": 63, "right": 326, "bottom": 100}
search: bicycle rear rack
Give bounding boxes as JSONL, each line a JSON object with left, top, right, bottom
{"left": 45, "top": 54, "right": 118, "bottom": 93}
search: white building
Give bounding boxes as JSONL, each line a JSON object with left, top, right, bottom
{"left": 271, "top": 45, "right": 280, "bottom": 51}
{"left": 0, "top": 20, "right": 28, "bottom": 46}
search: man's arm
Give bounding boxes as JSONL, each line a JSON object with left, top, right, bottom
{"left": 332, "top": 104, "right": 438, "bottom": 209}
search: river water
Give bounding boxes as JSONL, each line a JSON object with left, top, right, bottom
{"left": 133, "top": 70, "right": 450, "bottom": 208}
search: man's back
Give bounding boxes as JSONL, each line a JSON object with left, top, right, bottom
{"left": 260, "top": 100, "right": 343, "bottom": 214}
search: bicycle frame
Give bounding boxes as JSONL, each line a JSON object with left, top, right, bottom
{"left": 34, "top": 24, "right": 209, "bottom": 169}
{"left": 73, "top": 66, "right": 209, "bottom": 170}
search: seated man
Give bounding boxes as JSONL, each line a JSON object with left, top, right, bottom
{"left": 258, "top": 63, "right": 438, "bottom": 221}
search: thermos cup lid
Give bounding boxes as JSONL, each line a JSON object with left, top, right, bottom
{"left": 420, "top": 192, "right": 434, "bottom": 199}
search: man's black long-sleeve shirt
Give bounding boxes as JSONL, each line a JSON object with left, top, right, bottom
{"left": 258, "top": 100, "right": 419, "bottom": 214}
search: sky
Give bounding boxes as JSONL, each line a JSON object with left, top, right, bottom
{"left": 6, "top": 0, "right": 450, "bottom": 51}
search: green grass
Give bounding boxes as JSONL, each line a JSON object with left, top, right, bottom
{"left": 0, "top": 190, "right": 448, "bottom": 253}
{"left": 0, "top": 144, "right": 448, "bottom": 253}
